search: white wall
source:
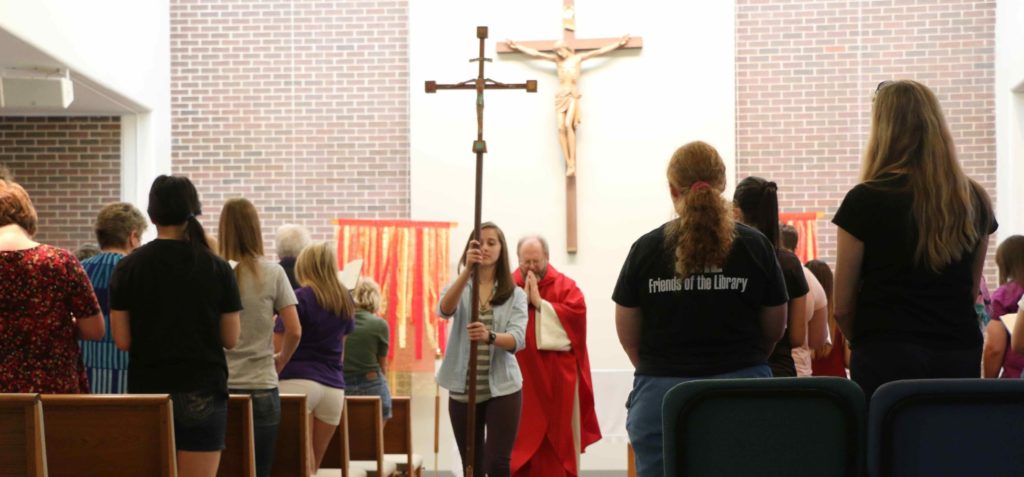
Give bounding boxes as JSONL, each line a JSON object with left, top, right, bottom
{"left": 411, "top": 0, "right": 735, "bottom": 471}
{"left": 996, "top": 0, "right": 1024, "bottom": 238}
{"left": 0, "top": 0, "right": 172, "bottom": 209}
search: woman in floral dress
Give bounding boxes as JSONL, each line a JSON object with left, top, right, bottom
{"left": 0, "top": 177, "right": 104, "bottom": 393}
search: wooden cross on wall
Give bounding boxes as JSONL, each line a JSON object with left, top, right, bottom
{"left": 498, "top": 0, "right": 642, "bottom": 254}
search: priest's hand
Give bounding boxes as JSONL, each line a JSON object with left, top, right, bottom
{"left": 466, "top": 321, "right": 490, "bottom": 342}
{"left": 525, "top": 271, "right": 542, "bottom": 308}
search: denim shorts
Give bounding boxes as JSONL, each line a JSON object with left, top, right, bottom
{"left": 171, "top": 389, "right": 229, "bottom": 452}
{"left": 344, "top": 372, "right": 393, "bottom": 420}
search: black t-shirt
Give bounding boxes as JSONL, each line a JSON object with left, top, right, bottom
{"left": 767, "top": 248, "right": 810, "bottom": 377}
{"left": 832, "top": 174, "right": 997, "bottom": 349}
{"left": 612, "top": 222, "right": 790, "bottom": 377}
{"left": 110, "top": 239, "right": 242, "bottom": 394}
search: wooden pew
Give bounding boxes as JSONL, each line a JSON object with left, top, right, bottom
{"left": 320, "top": 396, "right": 396, "bottom": 477}
{"left": 383, "top": 397, "right": 422, "bottom": 477}
{"left": 0, "top": 394, "right": 46, "bottom": 477}
{"left": 217, "top": 395, "right": 256, "bottom": 477}
{"left": 41, "top": 394, "right": 175, "bottom": 477}
{"left": 272, "top": 394, "right": 309, "bottom": 477}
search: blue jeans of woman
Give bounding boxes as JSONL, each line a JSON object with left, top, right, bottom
{"left": 229, "top": 388, "right": 281, "bottom": 477}
{"left": 625, "top": 364, "right": 772, "bottom": 477}
{"left": 344, "top": 371, "right": 393, "bottom": 420}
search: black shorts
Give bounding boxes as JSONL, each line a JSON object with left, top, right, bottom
{"left": 171, "top": 389, "right": 228, "bottom": 452}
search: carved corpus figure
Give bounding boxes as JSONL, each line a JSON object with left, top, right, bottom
{"left": 506, "top": 35, "right": 629, "bottom": 177}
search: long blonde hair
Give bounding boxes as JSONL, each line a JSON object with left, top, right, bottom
{"left": 296, "top": 241, "right": 355, "bottom": 318}
{"left": 864, "top": 80, "right": 992, "bottom": 272}
{"left": 664, "top": 141, "right": 735, "bottom": 277}
{"left": 218, "top": 198, "right": 264, "bottom": 288}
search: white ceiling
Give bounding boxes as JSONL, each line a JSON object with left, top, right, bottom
{"left": 0, "top": 27, "right": 147, "bottom": 116}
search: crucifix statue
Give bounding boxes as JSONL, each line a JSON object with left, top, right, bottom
{"left": 425, "top": 26, "right": 536, "bottom": 477}
{"left": 504, "top": 36, "right": 630, "bottom": 178}
{"left": 498, "top": 0, "right": 642, "bottom": 253}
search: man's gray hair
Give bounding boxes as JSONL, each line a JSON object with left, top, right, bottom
{"left": 516, "top": 235, "right": 550, "bottom": 257}
{"left": 276, "top": 224, "right": 311, "bottom": 258}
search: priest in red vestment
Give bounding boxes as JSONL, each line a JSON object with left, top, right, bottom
{"left": 511, "top": 236, "right": 601, "bottom": 477}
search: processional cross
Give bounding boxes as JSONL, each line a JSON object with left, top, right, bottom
{"left": 424, "top": 26, "right": 536, "bottom": 477}
{"left": 498, "top": 0, "right": 642, "bottom": 253}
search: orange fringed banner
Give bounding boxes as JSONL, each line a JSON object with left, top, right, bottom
{"left": 780, "top": 212, "right": 824, "bottom": 264}
{"left": 335, "top": 219, "right": 456, "bottom": 367}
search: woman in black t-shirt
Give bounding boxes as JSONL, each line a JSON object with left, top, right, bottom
{"left": 614, "top": 141, "right": 788, "bottom": 477}
{"left": 110, "top": 175, "right": 243, "bottom": 477}
{"left": 734, "top": 176, "right": 810, "bottom": 377}
{"left": 833, "top": 80, "right": 996, "bottom": 400}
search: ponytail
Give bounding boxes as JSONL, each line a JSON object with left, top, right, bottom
{"left": 734, "top": 177, "right": 781, "bottom": 248}
{"left": 664, "top": 142, "right": 735, "bottom": 277}
{"left": 186, "top": 215, "right": 211, "bottom": 251}
{"left": 668, "top": 186, "right": 735, "bottom": 277}
{"left": 147, "top": 174, "right": 211, "bottom": 257}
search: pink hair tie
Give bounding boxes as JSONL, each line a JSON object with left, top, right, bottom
{"left": 690, "top": 181, "right": 712, "bottom": 191}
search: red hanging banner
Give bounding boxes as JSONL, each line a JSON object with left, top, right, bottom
{"left": 335, "top": 219, "right": 456, "bottom": 371}
{"left": 779, "top": 212, "right": 823, "bottom": 264}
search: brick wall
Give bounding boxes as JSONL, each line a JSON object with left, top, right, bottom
{"left": 0, "top": 117, "right": 121, "bottom": 252}
{"left": 736, "top": 0, "right": 997, "bottom": 279}
{"left": 170, "top": 0, "right": 410, "bottom": 253}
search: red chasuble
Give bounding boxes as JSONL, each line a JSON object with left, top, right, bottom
{"left": 511, "top": 265, "right": 601, "bottom": 477}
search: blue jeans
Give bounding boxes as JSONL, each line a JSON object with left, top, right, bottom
{"left": 625, "top": 364, "right": 772, "bottom": 477}
{"left": 230, "top": 388, "right": 281, "bottom": 477}
{"left": 344, "top": 371, "right": 393, "bottom": 420}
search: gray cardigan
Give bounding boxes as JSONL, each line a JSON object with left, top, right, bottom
{"left": 435, "top": 281, "right": 528, "bottom": 396}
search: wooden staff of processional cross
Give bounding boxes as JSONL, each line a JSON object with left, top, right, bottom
{"left": 424, "top": 26, "right": 536, "bottom": 477}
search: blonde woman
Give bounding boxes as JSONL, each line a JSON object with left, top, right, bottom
{"left": 218, "top": 198, "right": 301, "bottom": 477}
{"left": 343, "top": 276, "right": 393, "bottom": 419}
{"left": 275, "top": 242, "right": 356, "bottom": 474}
{"left": 833, "top": 80, "right": 996, "bottom": 400}
{"left": 613, "top": 142, "right": 788, "bottom": 476}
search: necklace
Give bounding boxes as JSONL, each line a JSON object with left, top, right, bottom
{"left": 479, "top": 283, "right": 496, "bottom": 313}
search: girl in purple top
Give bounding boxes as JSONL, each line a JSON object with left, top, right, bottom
{"left": 983, "top": 236, "right": 1024, "bottom": 378}
{"left": 274, "top": 241, "right": 355, "bottom": 475}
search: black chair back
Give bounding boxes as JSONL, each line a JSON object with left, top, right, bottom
{"left": 663, "top": 377, "right": 865, "bottom": 477}
{"left": 869, "top": 379, "right": 1024, "bottom": 477}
